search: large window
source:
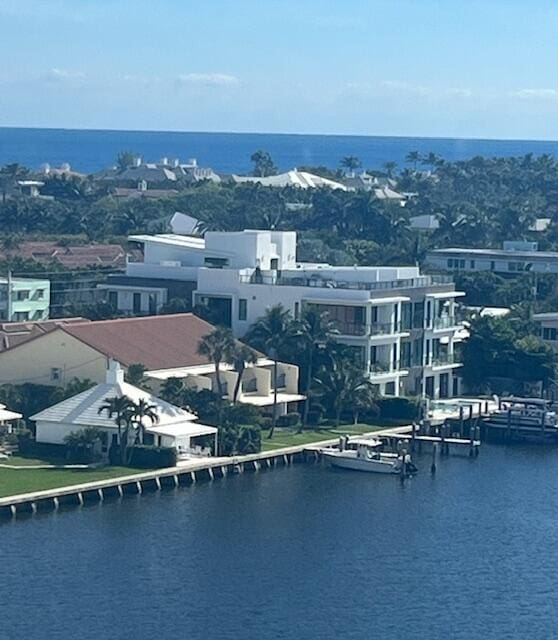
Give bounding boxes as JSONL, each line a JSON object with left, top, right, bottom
{"left": 108, "top": 291, "right": 118, "bottom": 307}
{"left": 543, "top": 327, "right": 558, "bottom": 341}
{"left": 307, "top": 303, "right": 365, "bottom": 335}
{"left": 133, "top": 292, "right": 141, "bottom": 314}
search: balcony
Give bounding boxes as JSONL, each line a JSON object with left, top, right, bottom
{"left": 238, "top": 272, "right": 453, "bottom": 292}
{"left": 432, "top": 316, "right": 460, "bottom": 330}
{"left": 369, "top": 361, "right": 409, "bottom": 377}
{"left": 336, "top": 322, "right": 368, "bottom": 336}
{"left": 431, "top": 353, "right": 461, "bottom": 367}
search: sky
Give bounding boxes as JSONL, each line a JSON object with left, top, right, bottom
{"left": 2, "top": 0, "right": 558, "bottom": 139}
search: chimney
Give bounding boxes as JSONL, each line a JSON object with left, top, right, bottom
{"left": 106, "top": 359, "right": 125, "bottom": 385}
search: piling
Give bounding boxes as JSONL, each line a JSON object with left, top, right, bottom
{"left": 431, "top": 443, "right": 437, "bottom": 474}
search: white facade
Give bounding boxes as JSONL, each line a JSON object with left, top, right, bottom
{"left": 0, "top": 277, "right": 50, "bottom": 322}
{"left": 426, "top": 242, "right": 558, "bottom": 275}
{"left": 101, "top": 230, "right": 464, "bottom": 399}
{"left": 534, "top": 312, "right": 558, "bottom": 349}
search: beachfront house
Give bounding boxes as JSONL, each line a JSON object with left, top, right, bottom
{"left": 0, "top": 313, "right": 304, "bottom": 417}
{"left": 31, "top": 361, "right": 217, "bottom": 458}
{"left": 100, "top": 230, "right": 464, "bottom": 399}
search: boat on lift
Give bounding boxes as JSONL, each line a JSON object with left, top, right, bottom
{"left": 482, "top": 396, "right": 558, "bottom": 442}
{"left": 321, "top": 437, "right": 417, "bottom": 475}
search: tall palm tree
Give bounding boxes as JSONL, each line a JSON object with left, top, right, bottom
{"left": 315, "top": 355, "right": 377, "bottom": 427}
{"left": 197, "top": 327, "right": 236, "bottom": 398}
{"left": 228, "top": 344, "right": 258, "bottom": 403}
{"left": 97, "top": 395, "right": 134, "bottom": 464}
{"left": 244, "top": 304, "right": 295, "bottom": 438}
{"left": 130, "top": 399, "right": 159, "bottom": 444}
{"left": 383, "top": 161, "right": 397, "bottom": 178}
{"left": 340, "top": 156, "right": 361, "bottom": 176}
{"left": 293, "top": 307, "right": 338, "bottom": 430}
{"left": 405, "top": 151, "right": 421, "bottom": 171}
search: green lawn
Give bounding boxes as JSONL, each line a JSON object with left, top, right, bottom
{"left": 0, "top": 455, "right": 144, "bottom": 498}
{"left": 260, "top": 424, "right": 383, "bottom": 451}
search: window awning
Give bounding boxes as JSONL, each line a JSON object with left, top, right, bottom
{"left": 426, "top": 291, "right": 466, "bottom": 299}
{"left": 369, "top": 296, "right": 410, "bottom": 305}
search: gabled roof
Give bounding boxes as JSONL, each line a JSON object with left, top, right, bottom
{"left": 0, "top": 317, "right": 90, "bottom": 353}
{"left": 60, "top": 313, "right": 219, "bottom": 370}
{"left": 30, "top": 369, "right": 197, "bottom": 427}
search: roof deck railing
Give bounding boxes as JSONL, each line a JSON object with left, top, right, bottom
{"left": 238, "top": 272, "right": 453, "bottom": 291}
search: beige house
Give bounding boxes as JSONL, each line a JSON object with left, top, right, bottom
{"left": 0, "top": 313, "right": 304, "bottom": 415}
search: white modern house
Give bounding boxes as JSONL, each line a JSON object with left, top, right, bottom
{"left": 101, "top": 230, "right": 464, "bottom": 399}
{"left": 533, "top": 312, "right": 558, "bottom": 348}
{"left": 426, "top": 241, "right": 558, "bottom": 275}
{"left": 232, "top": 170, "right": 347, "bottom": 190}
{"left": 31, "top": 361, "right": 218, "bottom": 458}
{"left": 0, "top": 276, "right": 50, "bottom": 322}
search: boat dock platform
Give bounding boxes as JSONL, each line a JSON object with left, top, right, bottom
{"left": 0, "top": 426, "right": 411, "bottom": 520}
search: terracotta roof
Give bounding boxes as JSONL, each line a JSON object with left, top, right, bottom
{"left": 0, "top": 242, "right": 128, "bottom": 269}
{"left": 0, "top": 317, "right": 89, "bottom": 352}
{"left": 61, "top": 313, "right": 219, "bottom": 370}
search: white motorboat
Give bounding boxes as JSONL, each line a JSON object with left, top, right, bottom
{"left": 321, "top": 437, "right": 417, "bottom": 475}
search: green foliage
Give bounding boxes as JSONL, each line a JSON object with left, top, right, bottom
{"left": 125, "top": 363, "right": 148, "bottom": 386}
{"left": 250, "top": 150, "right": 277, "bottom": 177}
{"left": 462, "top": 315, "right": 557, "bottom": 392}
{"left": 377, "top": 397, "right": 421, "bottom": 421}
{"left": 63, "top": 427, "right": 103, "bottom": 463}
{"left": 128, "top": 445, "right": 177, "bottom": 468}
{"left": 277, "top": 412, "right": 301, "bottom": 428}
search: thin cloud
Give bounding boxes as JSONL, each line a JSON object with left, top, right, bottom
{"left": 511, "top": 88, "right": 558, "bottom": 100}
{"left": 379, "top": 80, "right": 430, "bottom": 97}
{"left": 44, "top": 68, "right": 86, "bottom": 83}
{"left": 178, "top": 73, "right": 240, "bottom": 87}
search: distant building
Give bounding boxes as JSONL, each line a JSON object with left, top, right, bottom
{"left": 426, "top": 241, "right": 558, "bottom": 275}
{"left": 101, "top": 230, "right": 465, "bottom": 399}
{"left": 409, "top": 214, "right": 440, "bottom": 231}
{"left": 0, "top": 317, "right": 88, "bottom": 352}
{"left": 232, "top": 170, "right": 347, "bottom": 190}
{"left": 0, "top": 241, "right": 129, "bottom": 270}
{"left": 0, "top": 277, "right": 50, "bottom": 322}
{"left": 533, "top": 312, "right": 558, "bottom": 347}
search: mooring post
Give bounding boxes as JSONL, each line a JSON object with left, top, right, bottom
{"left": 469, "top": 424, "right": 475, "bottom": 457}
{"left": 440, "top": 423, "right": 446, "bottom": 456}
{"left": 475, "top": 425, "right": 481, "bottom": 456}
{"left": 431, "top": 443, "right": 437, "bottom": 474}
{"left": 190, "top": 471, "right": 197, "bottom": 483}
{"left": 459, "top": 406, "right": 464, "bottom": 438}
{"left": 411, "top": 422, "right": 416, "bottom": 453}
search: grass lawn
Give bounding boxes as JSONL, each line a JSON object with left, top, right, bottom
{"left": 0, "top": 455, "right": 144, "bottom": 498}
{"left": 260, "top": 423, "right": 383, "bottom": 452}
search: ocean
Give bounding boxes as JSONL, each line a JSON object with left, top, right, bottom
{"left": 2, "top": 445, "right": 558, "bottom": 640}
{"left": 2, "top": 127, "right": 558, "bottom": 174}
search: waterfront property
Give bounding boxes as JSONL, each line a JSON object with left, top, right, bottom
{"left": 101, "top": 229, "right": 465, "bottom": 399}
{"left": 31, "top": 360, "right": 217, "bottom": 457}
{"left": 426, "top": 240, "right": 558, "bottom": 275}
{"left": 533, "top": 311, "right": 558, "bottom": 347}
{"left": 231, "top": 169, "right": 347, "bottom": 190}
{"left": 0, "top": 276, "right": 50, "bottom": 322}
{"left": 0, "top": 313, "right": 303, "bottom": 415}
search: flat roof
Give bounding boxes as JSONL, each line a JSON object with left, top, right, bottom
{"left": 428, "top": 247, "right": 558, "bottom": 260}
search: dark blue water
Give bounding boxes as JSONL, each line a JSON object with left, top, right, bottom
{"left": 1, "top": 445, "right": 557, "bottom": 640}
{"left": 2, "top": 127, "right": 558, "bottom": 174}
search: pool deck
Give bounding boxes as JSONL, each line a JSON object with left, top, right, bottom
{"left": 0, "top": 426, "right": 413, "bottom": 517}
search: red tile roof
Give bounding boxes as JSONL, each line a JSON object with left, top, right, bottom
{"left": 0, "top": 317, "right": 89, "bottom": 352}
{"left": 61, "top": 313, "right": 218, "bottom": 370}
{"left": 0, "top": 242, "right": 129, "bottom": 269}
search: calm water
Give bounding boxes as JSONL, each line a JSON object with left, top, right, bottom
{"left": 1, "top": 445, "right": 558, "bottom": 640}
{"left": 2, "top": 127, "right": 558, "bottom": 174}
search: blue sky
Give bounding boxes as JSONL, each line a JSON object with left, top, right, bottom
{"left": 2, "top": 0, "right": 558, "bottom": 139}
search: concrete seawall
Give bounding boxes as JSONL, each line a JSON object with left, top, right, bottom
{"left": 0, "top": 427, "right": 412, "bottom": 520}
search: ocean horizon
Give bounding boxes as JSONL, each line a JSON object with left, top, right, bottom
{"left": 3, "top": 126, "right": 558, "bottom": 174}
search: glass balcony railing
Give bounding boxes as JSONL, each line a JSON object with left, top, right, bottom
{"left": 433, "top": 316, "right": 460, "bottom": 330}
{"left": 335, "top": 322, "right": 368, "bottom": 336}
{"left": 431, "top": 353, "right": 460, "bottom": 366}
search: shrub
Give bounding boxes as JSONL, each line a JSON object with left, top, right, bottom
{"left": 277, "top": 412, "right": 301, "bottom": 428}
{"left": 237, "top": 425, "right": 261, "bottom": 454}
{"left": 377, "top": 397, "right": 421, "bottom": 421}
{"left": 128, "top": 445, "right": 177, "bottom": 469}
{"left": 306, "top": 410, "right": 322, "bottom": 427}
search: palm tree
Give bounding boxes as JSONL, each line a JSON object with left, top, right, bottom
{"left": 340, "top": 156, "right": 361, "bottom": 176}
{"left": 405, "top": 151, "right": 421, "bottom": 171}
{"left": 160, "top": 377, "right": 185, "bottom": 405}
{"left": 244, "top": 305, "right": 296, "bottom": 438}
{"left": 315, "top": 355, "right": 377, "bottom": 426}
{"left": 0, "top": 163, "right": 29, "bottom": 203}
{"left": 293, "top": 307, "right": 338, "bottom": 430}
{"left": 97, "top": 395, "right": 134, "bottom": 464}
{"left": 197, "top": 327, "right": 236, "bottom": 398}
{"left": 130, "top": 398, "right": 159, "bottom": 444}
{"left": 228, "top": 344, "right": 258, "bottom": 403}
{"left": 383, "top": 161, "right": 397, "bottom": 178}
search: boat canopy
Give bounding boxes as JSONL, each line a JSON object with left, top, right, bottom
{"left": 349, "top": 438, "right": 382, "bottom": 448}
{"left": 501, "top": 397, "right": 549, "bottom": 406}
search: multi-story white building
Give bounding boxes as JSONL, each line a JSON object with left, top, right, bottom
{"left": 103, "top": 230, "right": 465, "bottom": 398}
{"left": 0, "top": 277, "right": 50, "bottom": 322}
{"left": 533, "top": 312, "right": 558, "bottom": 348}
{"left": 426, "top": 241, "right": 558, "bottom": 275}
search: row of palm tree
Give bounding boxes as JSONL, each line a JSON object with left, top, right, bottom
{"left": 97, "top": 396, "right": 159, "bottom": 465}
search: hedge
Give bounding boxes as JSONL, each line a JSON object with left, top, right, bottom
{"left": 377, "top": 397, "right": 421, "bottom": 421}
{"left": 128, "top": 445, "right": 177, "bottom": 469}
{"left": 277, "top": 412, "right": 301, "bottom": 428}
